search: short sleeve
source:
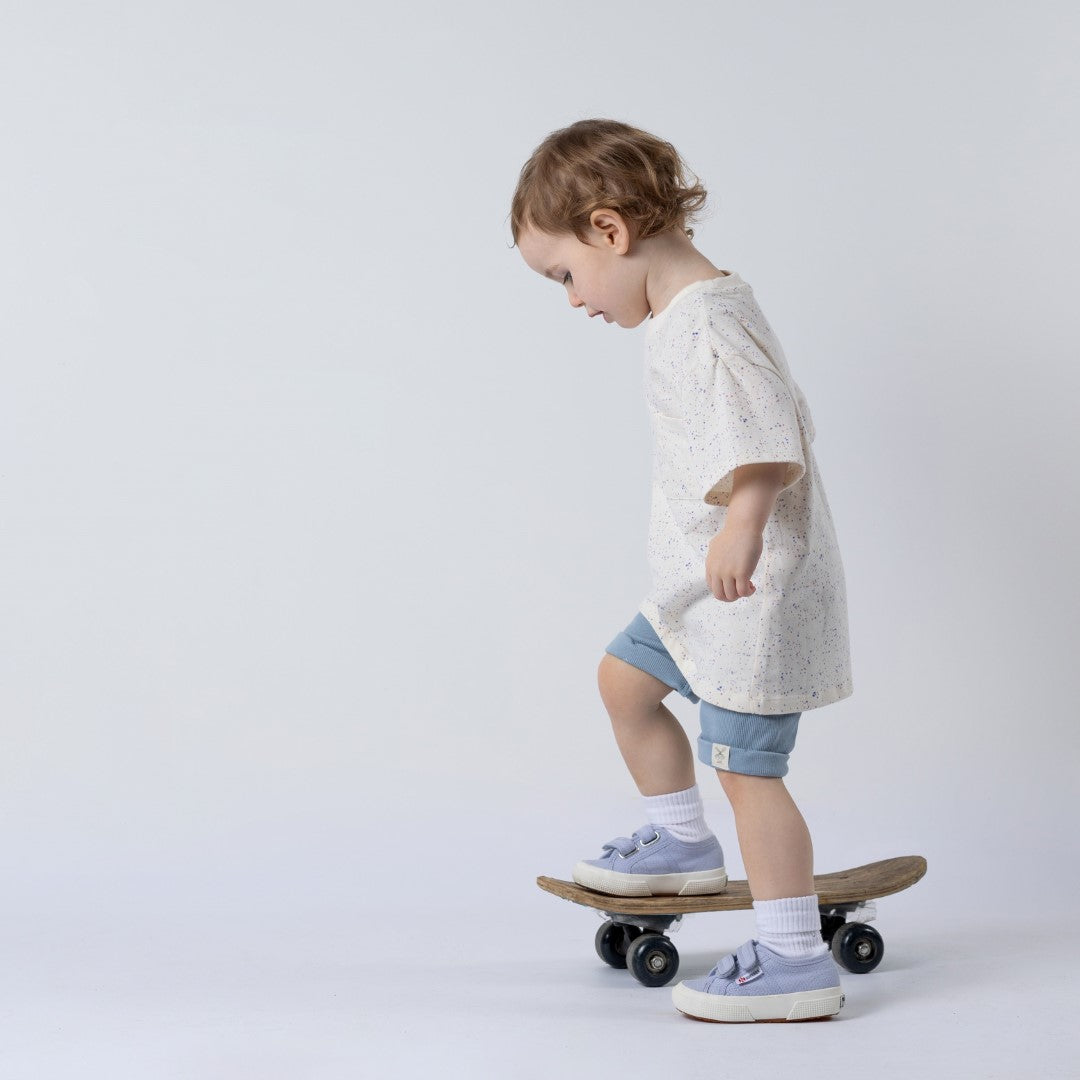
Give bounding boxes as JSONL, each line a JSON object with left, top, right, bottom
{"left": 680, "top": 324, "right": 806, "bottom": 507}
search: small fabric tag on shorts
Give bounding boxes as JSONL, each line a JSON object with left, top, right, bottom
{"left": 711, "top": 743, "right": 731, "bottom": 770}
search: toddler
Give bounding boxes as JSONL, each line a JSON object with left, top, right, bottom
{"left": 509, "top": 119, "right": 853, "bottom": 1023}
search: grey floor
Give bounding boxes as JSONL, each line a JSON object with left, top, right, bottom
{"left": 3, "top": 803, "right": 1077, "bottom": 1079}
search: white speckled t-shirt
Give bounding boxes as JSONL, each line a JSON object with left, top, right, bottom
{"left": 638, "top": 271, "right": 853, "bottom": 714}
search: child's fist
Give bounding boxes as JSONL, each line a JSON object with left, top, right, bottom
{"left": 705, "top": 525, "right": 763, "bottom": 602}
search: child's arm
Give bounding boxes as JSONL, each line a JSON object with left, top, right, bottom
{"left": 725, "top": 462, "right": 789, "bottom": 532}
{"left": 705, "top": 462, "right": 788, "bottom": 602}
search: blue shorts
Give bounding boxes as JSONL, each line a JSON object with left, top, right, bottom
{"left": 605, "top": 611, "right": 801, "bottom": 778}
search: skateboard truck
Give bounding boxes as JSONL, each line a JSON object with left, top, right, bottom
{"left": 593, "top": 909, "right": 683, "bottom": 934}
{"left": 817, "top": 900, "right": 884, "bottom": 976}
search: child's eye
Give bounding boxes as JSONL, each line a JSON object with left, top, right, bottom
{"left": 562, "top": 272, "right": 572, "bottom": 285}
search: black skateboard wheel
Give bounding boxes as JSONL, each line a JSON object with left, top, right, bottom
{"left": 594, "top": 920, "right": 644, "bottom": 968}
{"left": 830, "top": 922, "right": 884, "bottom": 973}
{"left": 626, "top": 933, "right": 680, "bottom": 988}
{"left": 819, "top": 912, "right": 847, "bottom": 945}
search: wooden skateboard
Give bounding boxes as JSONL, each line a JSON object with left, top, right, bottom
{"left": 537, "top": 854, "right": 927, "bottom": 987}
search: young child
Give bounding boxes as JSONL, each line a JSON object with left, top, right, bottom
{"left": 509, "top": 119, "right": 854, "bottom": 1024}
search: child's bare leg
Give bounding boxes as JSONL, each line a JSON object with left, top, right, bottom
{"left": 715, "top": 771, "right": 814, "bottom": 900}
{"left": 597, "top": 654, "right": 696, "bottom": 796}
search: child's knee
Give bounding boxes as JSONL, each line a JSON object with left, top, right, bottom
{"left": 597, "top": 652, "right": 671, "bottom": 714}
{"left": 601, "top": 612, "right": 701, "bottom": 709}
{"left": 715, "top": 769, "right": 779, "bottom": 796}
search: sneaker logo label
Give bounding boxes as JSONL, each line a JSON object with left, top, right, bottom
{"left": 736, "top": 967, "right": 762, "bottom": 986}
{"left": 711, "top": 744, "right": 731, "bottom": 770}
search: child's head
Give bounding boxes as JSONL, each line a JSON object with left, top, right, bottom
{"left": 510, "top": 118, "right": 708, "bottom": 327}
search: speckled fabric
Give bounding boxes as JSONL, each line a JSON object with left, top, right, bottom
{"left": 638, "top": 272, "right": 853, "bottom": 714}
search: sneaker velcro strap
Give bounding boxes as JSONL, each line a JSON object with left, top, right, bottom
{"left": 712, "top": 940, "right": 760, "bottom": 980}
{"left": 713, "top": 953, "right": 737, "bottom": 978}
{"left": 736, "top": 941, "right": 760, "bottom": 972}
{"left": 601, "top": 826, "right": 663, "bottom": 858}
{"left": 601, "top": 836, "right": 639, "bottom": 857}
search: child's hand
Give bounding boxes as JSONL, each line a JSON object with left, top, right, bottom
{"left": 706, "top": 524, "right": 764, "bottom": 602}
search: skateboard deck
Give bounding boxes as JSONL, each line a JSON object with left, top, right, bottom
{"left": 538, "top": 855, "right": 926, "bottom": 914}
{"left": 537, "top": 855, "right": 927, "bottom": 987}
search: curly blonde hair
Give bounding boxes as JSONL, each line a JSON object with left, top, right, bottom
{"left": 509, "top": 118, "right": 708, "bottom": 248}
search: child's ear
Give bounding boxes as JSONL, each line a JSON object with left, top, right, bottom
{"left": 589, "top": 208, "right": 631, "bottom": 252}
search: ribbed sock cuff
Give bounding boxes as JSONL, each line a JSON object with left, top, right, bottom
{"left": 753, "top": 894, "right": 828, "bottom": 959}
{"left": 753, "top": 894, "right": 820, "bottom": 934}
{"left": 641, "top": 784, "right": 712, "bottom": 843}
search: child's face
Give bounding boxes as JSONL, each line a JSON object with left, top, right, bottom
{"left": 517, "top": 211, "right": 651, "bottom": 328}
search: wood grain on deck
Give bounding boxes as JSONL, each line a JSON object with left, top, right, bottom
{"left": 537, "top": 855, "right": 926, "bottom": 915}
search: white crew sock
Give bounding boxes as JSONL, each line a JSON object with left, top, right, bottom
{"left": 753, "top": 894, "right": 829, "bottom": 959}
{"left": 641, "top": 784, "right": 713, "bottom": 843}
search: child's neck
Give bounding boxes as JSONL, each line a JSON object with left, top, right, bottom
{"left": 640, "top": 231, "right": 729, "bottom": 318}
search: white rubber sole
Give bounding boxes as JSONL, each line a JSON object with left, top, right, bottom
{"left": 672, "top": 982, "right": 845, "bottom": 1023}
{"left": 572, "top": 861, "right": 728, "bottom": 897}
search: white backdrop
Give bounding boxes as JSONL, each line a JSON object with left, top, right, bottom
{"left": 2, "top": 1, "right": 1078, "bottom": 1076}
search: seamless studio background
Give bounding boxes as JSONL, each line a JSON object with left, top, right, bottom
{"left": 2, "top": 1, "right": 1078, "bottom": 1077}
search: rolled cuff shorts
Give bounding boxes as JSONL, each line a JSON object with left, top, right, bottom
{"left": 605, "top": 611, "right": 801, "bottom": 778}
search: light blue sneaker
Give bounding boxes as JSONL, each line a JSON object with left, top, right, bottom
{"left": 672, "top": 939, "right": 845, "bottom": 1023}
{"left": 572, "top": 824, "right": 727, "bottom": 897}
